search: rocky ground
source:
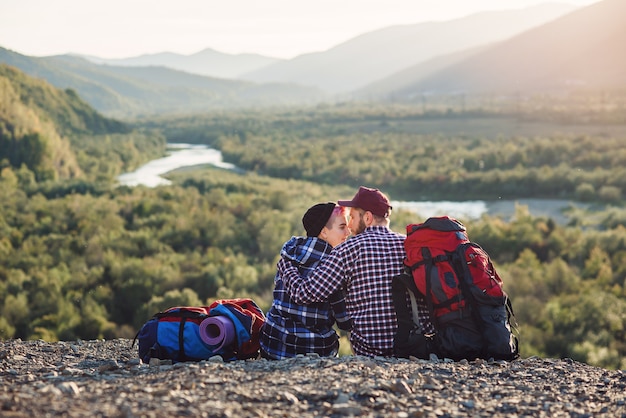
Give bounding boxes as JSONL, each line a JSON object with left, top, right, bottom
{"left": 1, "top": 338, "right": 625, "bottom": 417}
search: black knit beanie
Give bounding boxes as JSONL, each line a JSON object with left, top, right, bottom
{"left": 302, "top": 202, "right": 336, "bottom": 237}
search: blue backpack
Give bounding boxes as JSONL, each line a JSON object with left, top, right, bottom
{"left": 135, "top": 299, "right": 265, "bottom": 363}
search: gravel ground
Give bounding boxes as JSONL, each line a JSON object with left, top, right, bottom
{"left": 1, "top": 338, "right": 625, "bottom": 417}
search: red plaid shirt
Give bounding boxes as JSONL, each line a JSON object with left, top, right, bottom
{"left": 279, "top": 225, "right": 433, "bottom": 357}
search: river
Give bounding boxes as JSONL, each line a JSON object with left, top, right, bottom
{"left": 117, "top": 143, "right": 586, "bottom": 223}
{"left": 392, "top": 199, "right": 585, "bottom": 224}
{"left": 117, "top": 144, "right": 237, "bottom": 187}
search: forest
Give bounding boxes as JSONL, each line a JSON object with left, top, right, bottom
{"left": 1, "top": 64, "right": 626, "bottom": 369}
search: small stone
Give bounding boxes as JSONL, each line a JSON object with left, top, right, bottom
{"left": 332, "top": 405, "right": 362, "bottom": 415}
{"left": 126, "top": 358, "right": 141, "bottom": 366}
{"left": 334, "top": 392, "right": 350, "bottom": 404}
{"left": 98, "top": 360, "right": 119, "bottom": 372}
{"left": 282, "top": 391, "right": 299, "bottom": 404}
{"left": 39, "top": 384, "right": 62, "bottom": 396}
{"left": 58, "top": 381, "right": 81, "bottom": 395}
{"left": 461, "top": 400, "right": 475, "bottom": 409}
{"left": 391, "top": 379, "right": 413, "bottom": 395}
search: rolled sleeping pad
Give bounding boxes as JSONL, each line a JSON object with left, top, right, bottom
{"left": 199, "top": 315, "right": 236, "bottom": 352}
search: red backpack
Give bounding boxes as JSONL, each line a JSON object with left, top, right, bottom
{"left": 394, "top": 216, "right": 518, "bottom": 361}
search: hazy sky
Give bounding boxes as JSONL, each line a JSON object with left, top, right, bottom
{"left": 0, "top": 0, "right": 603, "bottom": 59}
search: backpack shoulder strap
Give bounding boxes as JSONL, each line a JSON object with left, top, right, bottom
{"left": 391, "top": 271, "right": 423, "bottom": 340}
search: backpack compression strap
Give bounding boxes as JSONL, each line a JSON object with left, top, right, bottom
{"left": 407, "top": 253, "right": 451, "bottom": 271}
{"left": 450, "top": 243, "right": 490, "bottom": 358}
{"left": 421, "top": 248, "right": 436, "bottom": 326}
{"left": 154, "top": 309, "right": 208, "bottom": 362}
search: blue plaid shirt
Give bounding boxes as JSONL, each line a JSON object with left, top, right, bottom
{"left": 279, "top": 226, "right": 434, "bottom": 357}
{"left": 260, "top": 236, "right": 352, "bottom": 360}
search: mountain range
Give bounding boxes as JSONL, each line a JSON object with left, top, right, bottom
{"left": 82, "top": 48, "right": 280, "bottom": 79}
{"left": 0, "top": 49, "right": 325, "bottom": 118}
{"left": 77, "top": 3, "right": 576, "bottom": 94}
{"left": 1, "top": 0, "right": 623, "bottom": 118}
{"left": 238, "top": 3, "right": 577, "bottom": 93}
{"left": 358, "top": 0, "right": 626, "bottom": 99}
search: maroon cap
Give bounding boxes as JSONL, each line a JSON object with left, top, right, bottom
{"left": 338, "top": 186, "right": 392, "bottom": 218}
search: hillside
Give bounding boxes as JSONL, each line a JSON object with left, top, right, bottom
{"left": 2, "top": 339, "right": 625, "bottom": 417}
{"left": 352, "top": 45, "right": 490, "bottom": 100}
{"left": 0, "top": 48, "right": 326, "bottom": 118}
{"left": 0, "top": 64, "right": 165, "bottom": 183}
{"left": 0, "top": 64, "right": 113, "bottom": 181}
{"left": 240, "top": 4, "right": 576, "bottom": 93}
{"left": 365, "top": 0, "right": 626, "bottom": 98}
{"left": 82, "top": 47, "right": 281, "bottom": 79}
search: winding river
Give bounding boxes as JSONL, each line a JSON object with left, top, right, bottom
{"left": 117, "top": 144, "right": 237, "bottom": 187}
{"left": 117, "top": 143, "right": 586, "bottom": 223}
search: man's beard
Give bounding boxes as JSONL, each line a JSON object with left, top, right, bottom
{"left": 354, "top": 218, "right": 367, "bottom": 235}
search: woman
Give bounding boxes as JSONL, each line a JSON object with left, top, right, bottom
{"left": 260, "top": 202, "right": 352, "bottom": 359}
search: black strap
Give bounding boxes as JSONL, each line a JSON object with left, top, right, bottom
{"left": 431, "top": 296, "right": 462, "bottom": 311}
{"left": 178, "top": 317, "right": 187, "bottom": 362}
{"left": 391, "top": 272, "right": 419, "bottom": 343}
{"left": 153, "top": 309, "right": 206, "bottom": 320}
{"left": 408, "top": 253, "right": 450, "bottom": 271}
{"left": 422, "top": 247, "right": 436, "bottom": 327}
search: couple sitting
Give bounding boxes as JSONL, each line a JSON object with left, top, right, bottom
{"left": 260, "top": 186, "right": 433, "bottom": 359}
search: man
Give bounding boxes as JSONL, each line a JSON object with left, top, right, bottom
{"left": 278, "top": 186, "right": 433, "bottom": 357}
